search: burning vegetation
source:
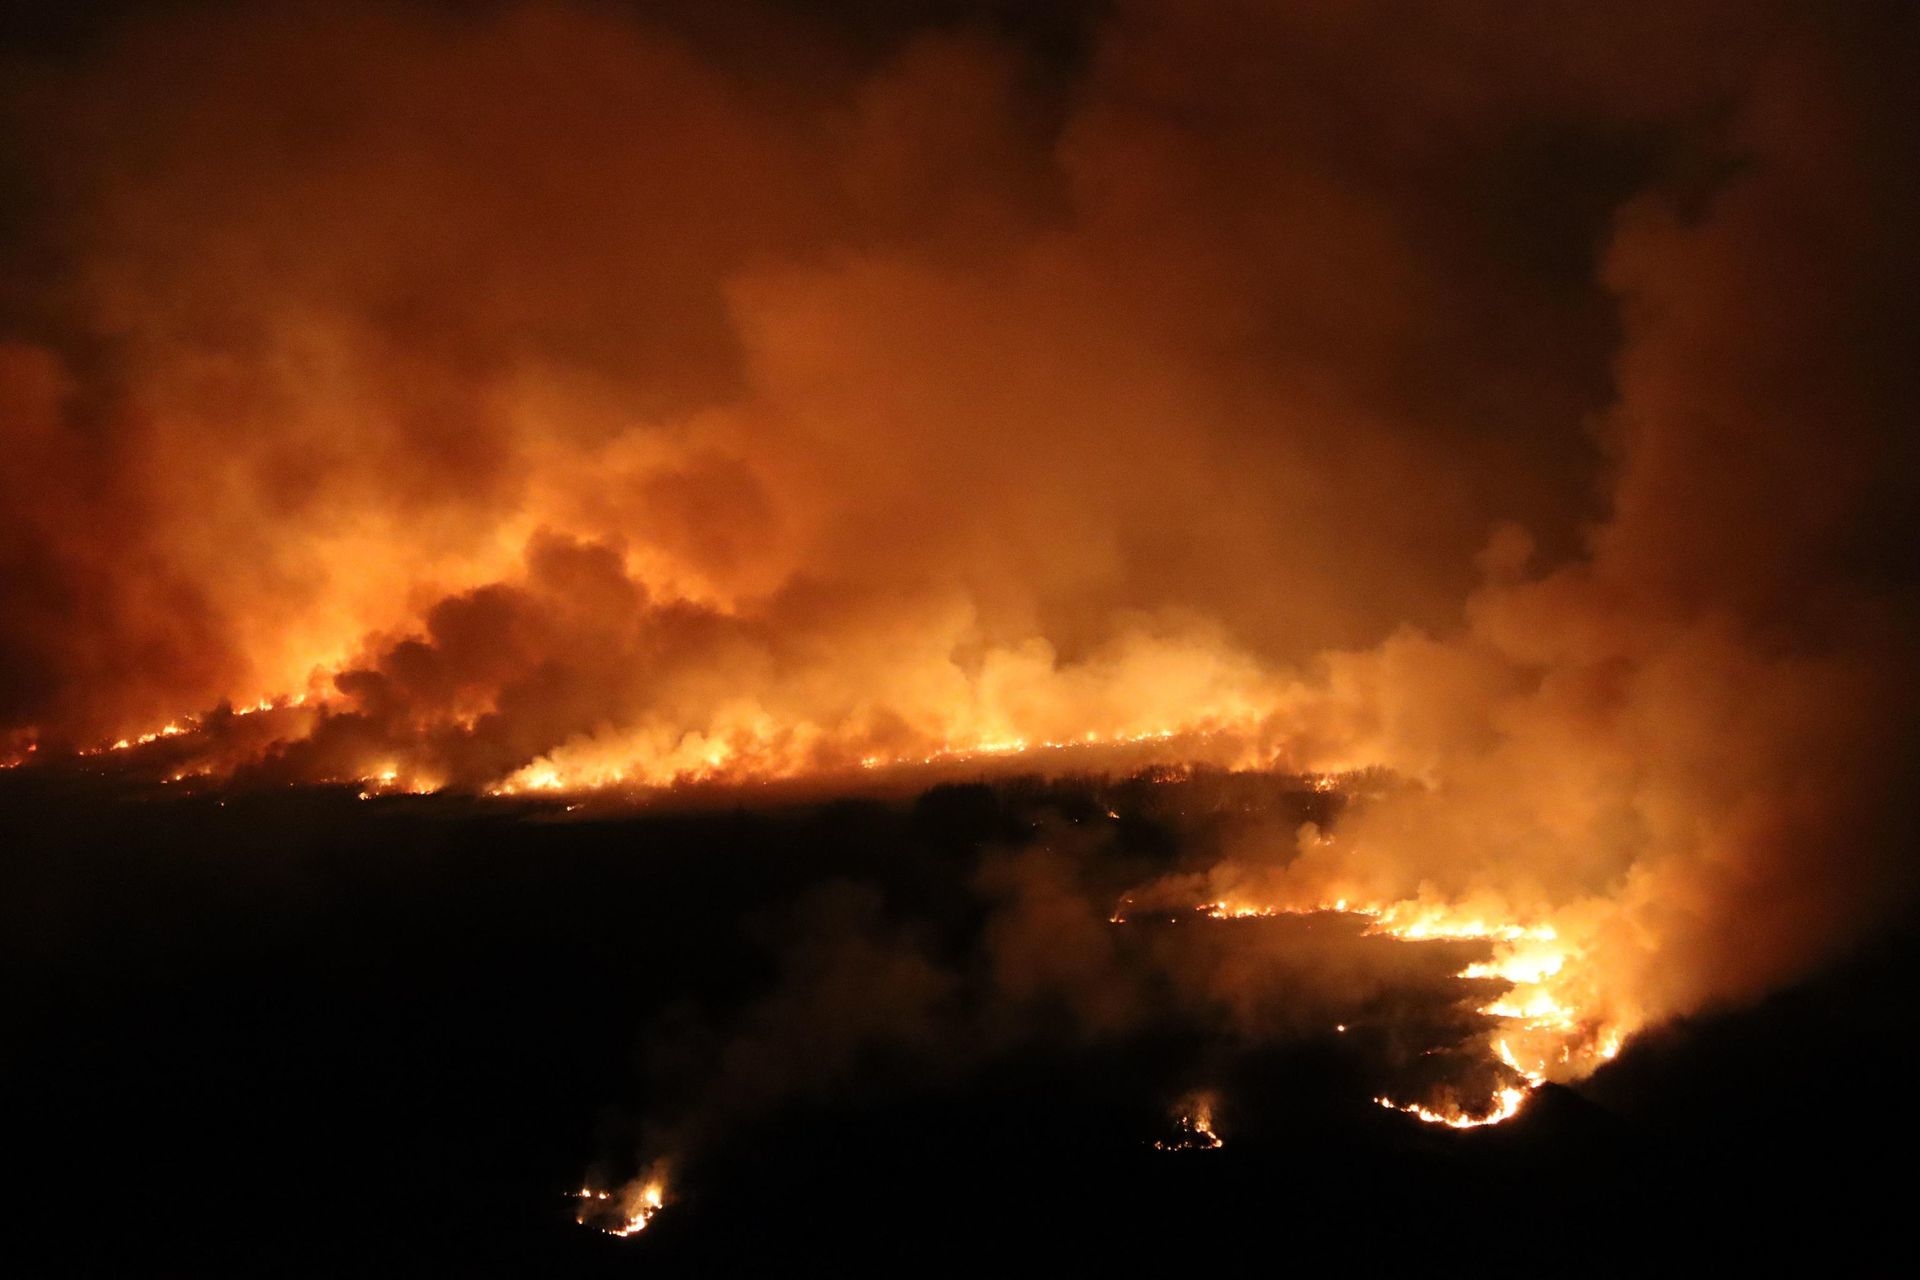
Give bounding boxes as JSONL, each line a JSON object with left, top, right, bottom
{"left": 574, "top": 1169, "right": 670, "bottom": 1239}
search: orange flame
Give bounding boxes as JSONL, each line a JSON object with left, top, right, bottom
{"left": 1191, "top": 892, "right": 1638, "bottom": 1126}
{"left": 576, "top": 1169, "right": 669, "bottom": 1239}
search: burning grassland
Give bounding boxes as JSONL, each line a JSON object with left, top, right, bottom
{"left": 3, "top": 0, "right": 1919, "bottom": 1267}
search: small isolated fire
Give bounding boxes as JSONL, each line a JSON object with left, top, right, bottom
{"left": 575, "top": 1171, "right": 669, "bottom": 1239}
{"left": 1153, "top": 1092, "right": 1224, "bottom": 1151}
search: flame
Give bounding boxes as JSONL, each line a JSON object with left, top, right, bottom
{"left": 1376, "top": 1086, "right": 1530, "bottom": 1130}
{"left": 1186, "top": 891, "right": 1638, "bottom": 1126}
{"left": 42, "top": 689, "right": 1639, "bottom": 1121}
{"left": 24, "top": 631, "right": 1326, "bottom": 800}
{"left": 1153, "top": 1092, "right": 1224, "bottom": 1151}
{"left": 33, "top": 688, "right": 1299, "bottom": 799}
{"left": 575, "top": 1172, "right": 669, "bottom": 1238}
{"left": 28, "top": 690, "right": 1635, "bottom": 1132}
{"left": 488, "top": 720, "right": 1275, "bottom": 797}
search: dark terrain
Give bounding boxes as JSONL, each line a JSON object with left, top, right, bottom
{"left": 3, "top": 769, "right": 1911, "bottom": 1275}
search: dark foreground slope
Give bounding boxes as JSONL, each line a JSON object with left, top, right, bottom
{"left": 3, "top": 771, "right": 1912, "bottom": 1275}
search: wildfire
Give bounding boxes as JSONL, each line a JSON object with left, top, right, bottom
{"left": 1186, "top": 892, "right": 1636, "bottom": 1127}
{"left": 488, "top": 721, "right": 1272, "bottom": 797}
{"left": 1153, "top": 1092, "right": 1224, "bottom": 1151}
{"left": 575, "top": 1174, "right": 668, "bottom": 1238}
{"left": 26, "top": 685, "right": 1634, "bottom": 1134}
{"left": 81, "top": 720, "right": 190, "bottom": 755}
{"left": 1376, "top": 1087, "right": 1530, "bottom": 1130}
{"left": 72, "top": 696, "right": 308, "bottom": 759}
{"left": 21, "top": 687, "right": 1312, "bottom": 800}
